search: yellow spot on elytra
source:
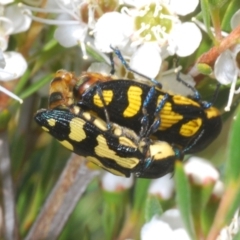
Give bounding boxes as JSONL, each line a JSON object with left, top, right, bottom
{"left": 72, "top": 106, "right": 81, "bottom": 115}
{"left": 95, "top": 135, "right": 139, "bottom": 169}
{"left": 93, "top": 118, "right": 107, "bottom": 131}
{"left": 93, "top": 90, "right": 113, "bottom": 107}
{"left": 47, "top": 118, "right": 56, "bottom": 127}
{"left": 180, "top": 118, "right": 202, "bottom": 137}
{"left": 157, "top": 95, "right": 183, "bottom": 130}
{"left": 86, "top": 156, "right": 125, "bottom": 176}
{"left": 82, "top": 111, "right": 91, "bottom": 121}
{"left": 59, "top": 140, "right": 73, "bottom": 151}
{"left": 69, "top": 117, "right": 86, "bottom": 141}
{"left": 42, "top": 126, "right": 49, "bottom": 132}
{"left": 205, "top": 107, "right": 220, "bottom": 119}
{"left": 173, "top": 95, "right": 200, "bottom": 107}
{"left": 119, "top": 136, "right": 137, "bottom": 148}
{"left": 123, "top": 86, "right": 142, "bottom": 117}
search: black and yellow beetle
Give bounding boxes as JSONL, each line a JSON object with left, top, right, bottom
{"left": 70, "top": 71, "right": 222, "bottom": 154}
{"left": 35, "top": 105, "right": 184, "bottom": 178}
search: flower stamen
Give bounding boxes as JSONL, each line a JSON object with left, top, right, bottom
{"left": 224, "top": 77, "right": 238, "bottom": 111}
{"left": 78, "top": 40, "right": 88, "bottom": 60}
{"left": 0, "top": 85, "right": 23, "bottom": 104}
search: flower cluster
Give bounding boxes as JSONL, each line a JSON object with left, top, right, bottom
{"left": 22, "top": 0, "right": 200, "bottom": 95}
{"left": 0, "top": 1, "right": 31, "bottom": 105}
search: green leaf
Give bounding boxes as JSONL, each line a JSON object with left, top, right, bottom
{"left": 19, "top": 73, "right": 54, "bottom": 100}
{"left": 175, "top": 161, "right": 197, "bottom": 240}
{"left": 206, "top": 105, "right": 240, "bottom": 238}
{"left": 102, "top": 190, "right": 128, "bottom": 240}
{"left": 133, "top": 178, "right": 151, "bottom": 212}
{"left": 201, "top": 199, "right": 220, "bottom": 235}
{"left": 145, "top": 195, "right": 163, "bottom": 222}
{"left": 200, "top": 0, "right": 215, "bottom": 41}
{"left": 30, "top": 40, "right": 67, "bottom": 75}
{"left": 221, "top": 0, "right": 240, "bottom": 31}
{"left": 0, "top": 109, "right": 11, "bottom": 131}
{"left": 208, "top": 0, "right": 228, "bottom": 9}
{"left": 199, "top": 184, "right": 217, "bottom": 236}
{"left": 225, "top": 105, "right": 240, "bottom": 182}
{"left": 15, "top": 69, "right": 31, "bottom": 95}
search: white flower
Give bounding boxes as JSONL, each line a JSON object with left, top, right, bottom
{"left": 214, "top": 9, "right": 240, "bottom": 111}
{"left": 0, "top": 4, "right": 32, "bottom": 51}
{"left": 101, "top": 172, "right": 134, "bottom": 192}
{"left": 212, "top": 180, "right": 225, "bottom": 198}
{"left": 184, "top": 156, "right": 219, "bottom": 185}
{"left": 169, "top": 0, "right": 199, "bottom": 16}
{"left": 0, "top": 3, "right": 29, "bottom": 104}
{"left": 141, "top": 210, "right": 190, "bottom": 240}
{"left": 168, "top": 22, "right": 202, "bottom": 57}
{"left": 0, "top": 0, "right": 14, "bottom": 5}
{"left": 214, "top": 46, "right": 240, "bottom": 111}
{"left": 94, "top": 12, "right": 133, "bottom": 53}
{"left": 5, "top": 4, "right": 32, "bottom": 35}
{"left": 54, "top": 23, "right": 88, "bottom": 48}
{"left": 1, "top": 52, "right": 27, "bottom": 81}
{"left": 148, "top": 173, "right": 174, "bottom": 200}
{"left": 94, "top": 0, "right": 201, "bottom": 79}
{"left": 129, "top": 42, "right": 162, "bottom": 79}
{"left": 20, "top": 0, "right": 90, "bottom": 57}
{"left": 0, "top": 51, "right": 24, "bottom": 103}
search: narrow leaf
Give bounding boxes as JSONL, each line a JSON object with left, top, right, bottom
{"left": 175, "top": 161, "right": 197, "bottom": 240}
{"left": 145, "top": 195, "right": 163, "bottom": 222}
{"left": 225, "top": 105, "right": 240, "bottom": 182}
{"left": 19, "top": 73, "right": 54, "bottom": 100}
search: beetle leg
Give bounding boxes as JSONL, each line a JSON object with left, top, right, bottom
{"left": 110, "top": 46, "right": 162, "bottom": 88}
{"left": 95, "top": 84, "right": 112, "bottom": 130}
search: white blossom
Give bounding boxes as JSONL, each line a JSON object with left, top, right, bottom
{"left": 214, "top": 9, "right": 240, "bottom": 111}
{"left": 141, "top": 210, "right": 190, "bottom": 240}
{"left": 94, "top": 0, "right": 201, "bottom": 79}
{"left": 148, "top": 173, "right": 174, "bottom": 200}
{"left": 184, "top": 156, "right": 219, "bottom": 185}
{"left": 101, "top": 172, "right": 134, "bottom": 192}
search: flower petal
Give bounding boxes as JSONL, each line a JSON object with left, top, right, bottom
{"left": 5, "top": 4, "right": 32, "bottom": 34}
{"left": 130, "top": 42, "right": 162, "bottom": 79}
{"left": 0, "top": 34, "right": 9, "bottom": 51}
{"left": 170, "top": 22, "right": 202, "bottom": 57}
{"left": 0, "top": 52, "right": 27, "bottom": 81}
{"left": 160, "top": 72, "right": 196, "bottom": 96}
{"left": 0, "top": 50, "right": 6, "bottom": 68}
{"left": 214, "top": 50, "right": 238, "bottom": 85}
{"left": 172, "top": 228, "right": 191, "bottom": 240}
{"left": 184, "top": 156, "right": 219, "bottom": 185}
{"left": 87, "top": 62, "right": 112, "bottom": 75}
{"left": 94, "top": 12, "right": 133, "bottom": 53}
{"left": 170, "top": 0, "right": 199, "bottom": 16}
{"left": 0, "top": 0, "right": 14, "bottom": 4}
{"left": 101, "top": 172, "right": 133, "bottom": 192}
{"left": 160, "top": 209, "right": 185, "bottom": 230}
{"left": 148, "top": 174, "right": 174, "bottom": 200}
{"left": 141, "top": 217, "right": 173, "bottom": 240}
{"left": 54, "top": 24, "right": 88, "bottom": 47}
{"left": 231, "top": 9, "right": 240, "bottom": 30}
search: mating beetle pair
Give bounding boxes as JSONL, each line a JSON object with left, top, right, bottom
{"left": 35, "top": 49, "right": 222, "bottom": 178}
